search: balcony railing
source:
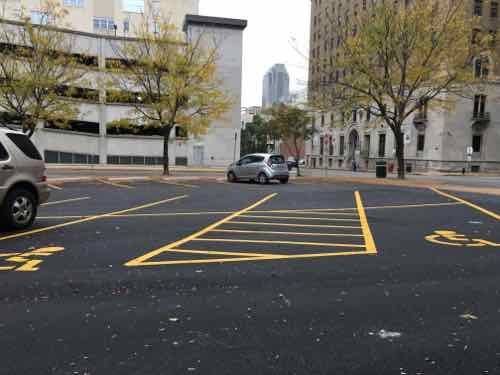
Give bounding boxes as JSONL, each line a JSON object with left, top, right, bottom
{"left": 472, "top": 112, "right": 490, "bottom": 121}
{"left": 472, "top": 112, "right": 490, "bottom": 128}
{"left": 413, "top": 112, "right": 428, "bottom": 130}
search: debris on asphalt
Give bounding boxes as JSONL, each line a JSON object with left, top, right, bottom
{"left": 468, "top": 221, "right": 483, "bottom": 225}
{"left": 376, "top": 329, "right": 402, "bottom": 339}
{"left": 278, "top": 293, "right": 292, "bottom": 307}
{"left": 169, "top": 317, "right": 179, "bottom": 322}
{"left": 460, "top": 313, "right": 479, "bottom": 320}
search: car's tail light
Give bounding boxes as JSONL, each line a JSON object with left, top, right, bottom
{"left": 40, "top": 175, "right": 47, "bottom": 182}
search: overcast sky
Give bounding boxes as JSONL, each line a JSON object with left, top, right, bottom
{"left": 199, "top": 0, "right": 311, "bottom": 108}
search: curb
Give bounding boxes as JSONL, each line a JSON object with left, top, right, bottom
{"left": 47, "top": 174, "right": 500, "bottom": 196}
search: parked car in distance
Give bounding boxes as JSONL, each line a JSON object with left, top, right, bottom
{"left": 0, "top": 128, "right": 50, "bottom": 230}
{"left": 227, "top": 153, "right": 289, "bottom": 184}
{"left": 287, "top": 160, "right": 298, "bottom": 171}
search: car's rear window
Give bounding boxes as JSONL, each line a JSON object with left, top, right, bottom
{"left": 0, "top": 141, "right": 8, "bottom": 161}
{"left": 5, "top": 133, "right": 42, "bottom": 160}
{"left": 270, "top": 155, "right": 285, "bottom": 164}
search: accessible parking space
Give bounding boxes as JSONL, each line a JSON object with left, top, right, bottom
{"left": 1, "top": 179, "right": 500, "bottom": 374}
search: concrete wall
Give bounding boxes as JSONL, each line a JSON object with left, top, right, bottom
{"left": 1, "top": 15, "right": 246, "bottom": 167}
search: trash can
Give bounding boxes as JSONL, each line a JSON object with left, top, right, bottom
{"left": 376, "top": 161, "right": 387, "bottom": 178}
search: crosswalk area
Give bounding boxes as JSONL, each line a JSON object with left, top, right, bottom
{"left": 125, "top": 191, "right": 377, "bottom": 267}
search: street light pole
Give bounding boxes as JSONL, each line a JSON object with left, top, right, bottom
{"left": 233, "top": 130, "right": 238, "bottom": 162}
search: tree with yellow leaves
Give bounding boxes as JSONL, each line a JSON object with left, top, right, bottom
{"left": 108, "top": 13, "right": 232, "bottom": 176}
{"left": 313, "top": 0, "right": 493, "bottom": 178}
{"left": 0, "top": 0, "right": 88, "bottom": 137}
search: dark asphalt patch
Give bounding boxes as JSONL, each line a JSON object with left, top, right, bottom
{"left": 0, "top": 181, "right": 499, "bottom": 375}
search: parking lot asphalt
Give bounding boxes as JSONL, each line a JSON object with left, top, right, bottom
{"left": 0, "top": 179, "right": 499, "bottom": 375}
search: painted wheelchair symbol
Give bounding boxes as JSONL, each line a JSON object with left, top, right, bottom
{"left": 425, "top": 231, "right": 500, "bottom": 247}
{"left": 0, "top": 247, "right": 64, "bottom": 272}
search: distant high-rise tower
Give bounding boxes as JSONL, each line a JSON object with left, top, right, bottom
{"left": 262, "top": 64, "right": 290, "bottom": 108}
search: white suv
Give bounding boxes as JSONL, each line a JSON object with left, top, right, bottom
{"left": 0, "top": 129, "right": 50, "bottom": 229}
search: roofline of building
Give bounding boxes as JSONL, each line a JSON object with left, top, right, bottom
{"left": 183, "top": 14, "right": 248, "bottom": 32}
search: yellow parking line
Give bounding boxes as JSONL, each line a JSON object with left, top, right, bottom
{"left": 250, "top": 211, "right": 360, "bottom": 217}
{"left": 38, "top": 211, "right": 233, "bottom": 220}
{"left": 0, "top": 195, "right": 188, "bottom": 241}
{"left": 38, "top": 215, "right": 89, "bottom": 220}
{"left": 355, "top": 191, "right": 377, "bottom": 254}
{"left": 228, "top": 221, "right": 362, "bottom": 229}
{"left": 41, "top": 196, "right": 91, "bottom": 207}
{"left": 154, "top": 180, "right": 200, "bottom": 188}
{"left": 240, "top": 214, "right": 360, "bottom": 222}
{"left": 169, "top": 249, "right": 281, "bottom": 258}
{"left": 431, "top": 188, "right": 500, "bottom": 220}
{"left": 193, "top": 238, "right": 366, "bottom": 248}
{"left": 96, "top": 178, "right": 134, "bottom": 189}
{"left": 125, "top": 193, "right": 278, "bottom": 267}
{"left": 252, "top": 202, "right": 462, "bottom": 213}
{"left": 48, "top": 184, "right": 63, "bottom": 190}
{"left": 138, "top": 250, "right": 373, "bottom": 266}
{"left": 211, "top": 229, "right": 364, "bottom": 237}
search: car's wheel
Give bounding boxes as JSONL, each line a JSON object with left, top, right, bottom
{"left": 257, "top": 173, "right": 269, "bottom": 185}
{"left": 280, "top": 177, "right": 289, "bottom": 184}
{"left": 1, "top": 188, "right": 37, "bottom": 230}
{"left": 227, "top": 171, "right": 237, "bottom": 183}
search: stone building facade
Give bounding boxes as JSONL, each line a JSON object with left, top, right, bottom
{"left": 307, "top": 0, "right": 500, "bottom": 172}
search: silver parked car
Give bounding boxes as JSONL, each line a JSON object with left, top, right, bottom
{"left": 0, "top": 128, "right": 50, "bottom": 230}
{"left": 227, "top": 153, "right": 290, "bottom": 184}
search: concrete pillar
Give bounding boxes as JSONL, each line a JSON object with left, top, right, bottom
{"left": 97, "top": 36, "right": 107, "bottom": 165}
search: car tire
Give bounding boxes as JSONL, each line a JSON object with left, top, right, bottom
{"left": 0, "top": 188, "right": 37, "bottom": 230}
{"left": 227, "top": 172, "right": 237, "bottom": 183}
{"left": 257, "top": 173, "right": 269, "bottom": 185}
{"left": 280, "top": 177, "right": 289, "bottom": 184}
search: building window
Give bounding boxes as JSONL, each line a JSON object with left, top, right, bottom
{"left": 175, "top": 127, "right": 188, "bottom": 138}
{"left": 63, "top": 0, "right": 84, "bottom": 7}
{"left": 320, "top": 136, "right": 324, "bottom": 155}
{"left": 123, "top": 0, "right": 145, "bottom": 13}
{"left": 363, "top": 134, "right": 370, "bottom": 155}
{"left": 472, "top": 135, "right": 482, "bottom": 153}
{"left": 352, "top": 109, "right": 357, "bottom": 122}
{"left": 474, "top": 57, "right": 489, "bottom": 78}
{"left": 339, "top": 135, "right": 345, "bottom": 156}
{"left": 123, "top": 19, "right": 130, "bottom": 33}
{"left": 378, "top": 134, "right": 386, "bottom": 157}
{"left": 31, "top": 11, "right": 50, "bottom": 25}
{"left": 492, "top": 1, "right": 498, "bottom": 17}
{"left": 93, "top": 17, "right": 115, "bottom": 32}
{"left": 474, "top": 0, "right": 483, "bottom": 16}
{"left": 473, "top": 95, "right": 487, "bottom": 117}
{"left": 329, "top": 136, "right": 334, "bottom": 155}
{"left": 417, "top": 134, "right": 425, "bottom": 152}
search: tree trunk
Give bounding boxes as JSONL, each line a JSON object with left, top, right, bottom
{"left": 395, "top": 127, "right": 405, "bottom": 179}
{"left": 163, "top": 133, "right": 170, "bottom": 176}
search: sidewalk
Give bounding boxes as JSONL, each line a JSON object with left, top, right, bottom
{"left": 302, "top": 168, "right": 500, "bottom": 195}
{"left": 46, "top": 165, "right": 500, "bottom": 196}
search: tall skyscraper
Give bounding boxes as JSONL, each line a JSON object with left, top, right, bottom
{"left": 262, "top": 64, "right": 290, "bottom": 108}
